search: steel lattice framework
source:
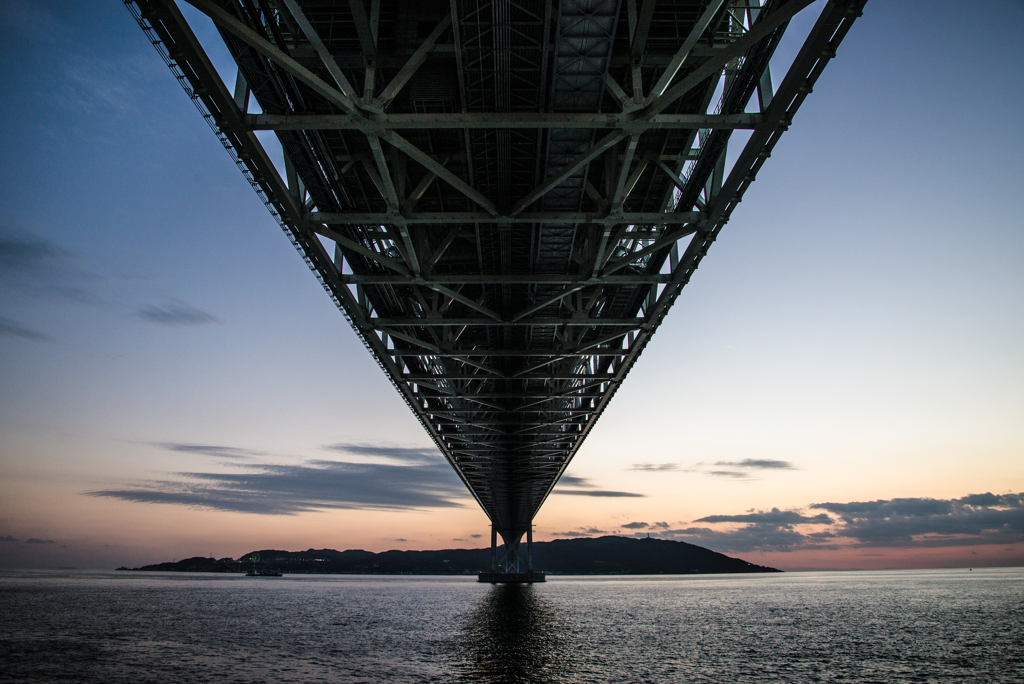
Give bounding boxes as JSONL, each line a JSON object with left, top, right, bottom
{"left": 127, "top": 0, "right": 864, "bottom": 559}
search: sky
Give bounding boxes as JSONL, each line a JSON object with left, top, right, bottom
{"left": 1, "top": 0, "right": 1022, "bottom": 572}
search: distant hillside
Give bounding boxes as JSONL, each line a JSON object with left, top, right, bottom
{"left": 120, "top": 536, "right": 779, "bottom": 575}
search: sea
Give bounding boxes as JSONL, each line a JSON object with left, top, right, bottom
{"left": 0, "top": 567, "right": 1021, "bottom": 683}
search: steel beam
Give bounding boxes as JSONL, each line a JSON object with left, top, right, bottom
{"left": 244, "top": 112, "right": 762, "bottom": 130}
{"left": 368, "top": 317, "right": 645, "bottom": 327}
{"left": 307, "top": 210, "right": 701, "bottom": 225}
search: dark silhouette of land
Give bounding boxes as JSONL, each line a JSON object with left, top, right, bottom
{"left": 119, "top": 536, "right": 779, "bottom": 575}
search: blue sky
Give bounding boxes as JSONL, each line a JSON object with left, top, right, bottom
{"left": 1, "top": 0, "right": 1022, "bottom": 570}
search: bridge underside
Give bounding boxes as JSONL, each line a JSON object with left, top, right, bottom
{"left": 128, "top": 0, "right": 863, "bottom": 546}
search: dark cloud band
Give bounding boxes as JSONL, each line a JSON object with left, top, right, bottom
{"left": 0, "top": 316, "right": 51, "bottom": 342}
{"left": 554, "top": 473, "right": 644, "bottom": 498}
{"left": 647, "top": 493, "right": 1024, "bottom": 553}
{"left": 89, "top": 458, "right": 470, "bottom": 514}
{"left": 136, "top": 303, "right": 218, "bottom": 326}
{"left": 324, "top": 443, "right": 439, "bottom": 462}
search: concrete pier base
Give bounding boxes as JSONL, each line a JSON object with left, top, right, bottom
{"left": 477, "top": 571, "right": 546, "bottom": 584}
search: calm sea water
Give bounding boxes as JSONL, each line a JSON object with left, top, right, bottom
{"left": 0, "top": 568, "right": 1021, "bottom": 683}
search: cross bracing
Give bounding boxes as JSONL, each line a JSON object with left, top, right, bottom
{"left": 126, "top": 0, "right": 865, "bottom": 551}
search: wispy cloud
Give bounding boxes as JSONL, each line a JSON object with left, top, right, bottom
{"left": 136, "top": 303, "right": 219, "bottom": 326}
{"left": 1, "top": 227, "right": 219, "bottom": 336}
{"left": 627, "top": 463, "right": 679, "bottom": 472}
{"left": 0, "top": 315, "right": 50, "bottom": 342}
{"left": 556, "top": 489, "right": 644, "bottom": 498}
{"left": 88, "top": 458, "right": 470, "bottom": 514}
{"left": 10, "top": 1, "right": 161, "bottom": 122}
{"left": 553, "top": 526, "right": 607, "bottom": 538}
{"left": 324, "top": 443, "right": 439, "bottom": 463}
{"left": 0, "top": 536, "right": 19, "bottom": 543}
{"left": 25, "top": 538, "right": 55, "bottom": 544}
{"left": 152, "top": 442, "right": 265, "bottom": 459}
{"left": 693, "top": 458, "right": 797, "bottom": 480}
{"left": 553, "top": 473, "right": 643, "bottom": 498}
{"left": 0, "top": 227, "right": 100, "bottom": 304}
{"left": 624, "top": 457, "right": 796, "bottom": 480}
{"left": 715, "top": 459, "right": 795, "bottom": 470}
{"left": 696, "top": 508, "right": 832, "bottom": 525}
{"left": 619, "top": 521, "right": 671, "bottom": 530}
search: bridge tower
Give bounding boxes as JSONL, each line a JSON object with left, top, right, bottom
{"left": 126, "top": 0, "right": 865, "bottom": 583}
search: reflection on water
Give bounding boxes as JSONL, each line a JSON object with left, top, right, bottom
{"left": 453, "top": 584, "right": 574, "bottom": 683}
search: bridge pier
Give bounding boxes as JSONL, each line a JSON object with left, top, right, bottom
{"left": 490, "top": 525, "right": 497, "bottom": 572}
{"left": 527, "top": 525, "right": 533, "bottom": 573}
{"left": 479, "top": 523, "right": 544, "bottom": 584}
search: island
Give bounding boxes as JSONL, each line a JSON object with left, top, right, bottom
{"left": 119, "top": 535, "right": 779, "bottom": 575}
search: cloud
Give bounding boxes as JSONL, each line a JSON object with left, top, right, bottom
{"left": 394, "top": 538, "right": 408, "bottom": 542}
{"left": 553, "top": 527, "right": 607, "bottom": 538}
{"left": 0, "top": 536, "right": 19, "bottom": 542}
{"left": 662, "top": 524, "right": 821, "bottom": 552}
{"left": 811, "top": 493, "right": 1024, "bottom": 547}
{"left": 961, "top": 492, "right": 1014, "bottom": 507}
{"left": 470, "top": 534, "right": 482, "bottom": 538}
{"left": 621, "top": 521, "right": 673, "bottom": 530}
{"left": 627, "top": 463, "right": 679, "bottom": 471}
{"left": 324, "top": 443, "right": 439, "bottom": 463}
{"left": 0, "top": 227, "right": 100, "bottom": 304}
{"left": 689, "top": 458, "right": 797, "bottom": 480}
{"left": 136, "top": 303, "right": 219, "bottom": 326}
{"left": 0, "top": 227, "right": 217, "bottom": 331}
{"left": 696, "top": 508, "right": 833, "bottom": 525}
{"left": 554, "top": 473, "right": 643, "bottom": 498}
{"left": 25, "top": 538, "right": 55, "bottom": 544}
{"left": 0, "top": 229, "right": 62, "bottom": 274}
{"left": 665, "top": 492, "right": 1024, "bottom": 553}
{"left": 555, "top": 489, "right": 644, "bottom": 498}
{"left": 88, "top": 458, "right": 471, "bottom": 515}
{"left": 153, "top": 442, "right": 264, "bottom": 459}
{"left": 714, "top": 459, "right": 795, "bottom": 470}
{"left": 0, "top": 316, "right": 51, "bottom": 342}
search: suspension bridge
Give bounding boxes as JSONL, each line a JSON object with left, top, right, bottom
{"left": 126, "top": 0, "right": 864, "bottom": 582}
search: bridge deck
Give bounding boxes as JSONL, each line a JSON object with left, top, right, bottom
{"left": 127, "top": 0, "right": 864, "bottom": 547}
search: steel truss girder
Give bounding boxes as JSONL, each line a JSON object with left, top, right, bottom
{"left": 347, "top": 275, "right": 670, "bottom": 284}
{"left": 245, "top": 112, "right": 763, "bottom": 130}
{"left": 309, "top": 211, "right": 702, "bottom": 225}
{"left": 127, "top": 0, "right": 866, "bottom": 544}
{"left": 370, "top": 317, "right": 644, "bottom": 327}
